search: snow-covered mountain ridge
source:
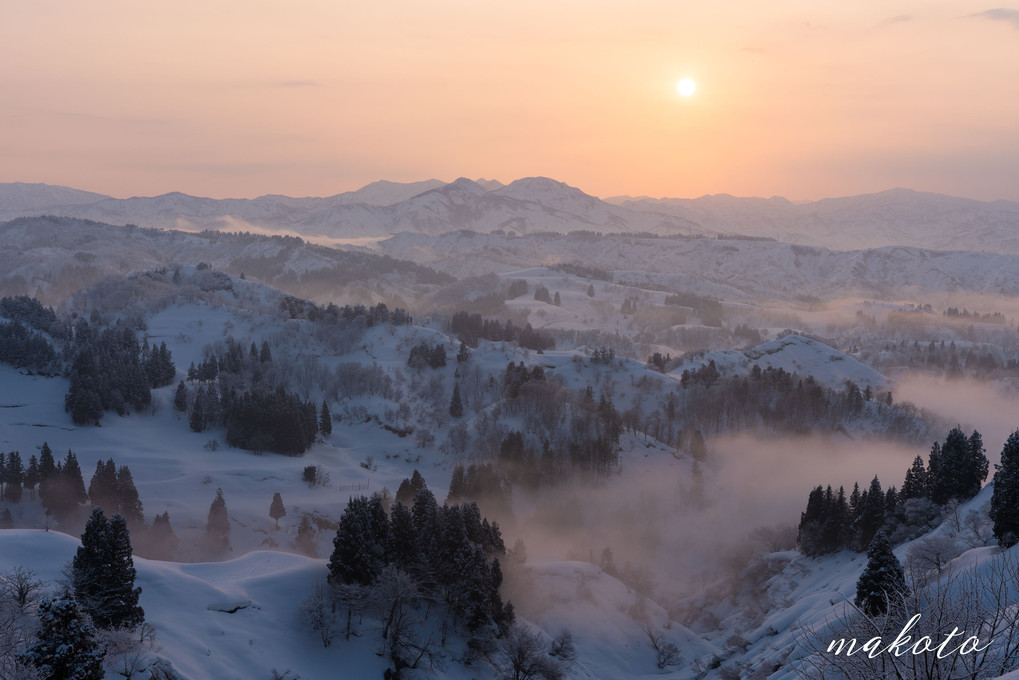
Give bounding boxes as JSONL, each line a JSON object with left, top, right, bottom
{"left": 6, "top": 180, "right": 1018, "bottom": 251}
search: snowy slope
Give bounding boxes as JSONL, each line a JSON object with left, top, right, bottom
{"left": 617, "top": 188, "right": 1019, "bottom": 253}
{"left": 377, "top": 231, "right": 1019, "bottom": 300}
{"left": 673, "top": 333, "right": 888, "bottom": 390}
{"left": 0, "top": 182, "right": 110, "bottom": 216}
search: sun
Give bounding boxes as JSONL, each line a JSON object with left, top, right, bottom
{"left": 677, "top": 78, "right": 696, "bottom": 97}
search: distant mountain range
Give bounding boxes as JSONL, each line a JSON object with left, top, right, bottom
{"left": 3, "top": 179, "right": 1019, "bottom": 252}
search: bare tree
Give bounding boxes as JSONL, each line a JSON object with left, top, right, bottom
{"left": 548, "top": 628, "right": 576, "bottom": 661}
{"left": 370, "top": 566, "right": 443, "bottom": 671}
{"left": 0, "top": 577, "right": 41, "bottom": 680}
{"left": 499, "top": 624, "right": 564, "bottom": 680}
{"left": 301, "top": 582, "right": 336, "bottom": 648}
{"left": 97, "top": 623, "right": 161, "bottom": 679}
{"left": 905, "top": 535, "right": 962, "bottom": 584}
{"left": 333, "top": 582, "right": 366, "bottom": 642}
{"left": 0, "top": 567, "right": 43, "bottom": 615}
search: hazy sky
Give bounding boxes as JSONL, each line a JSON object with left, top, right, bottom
{"left": 2, "top": 1, "right": 1018, "bottom": 201}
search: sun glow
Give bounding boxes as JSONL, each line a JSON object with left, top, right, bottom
{"left": 677, "top": 78, "right": 696, "bottom": 97}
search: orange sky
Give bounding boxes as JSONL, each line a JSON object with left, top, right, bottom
{"left": 2, "top": 1, "right": 1018, "bottom": 201}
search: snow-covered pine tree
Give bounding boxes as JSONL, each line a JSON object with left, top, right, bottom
{"left": 854, "top": 531, "right": 908, "bottom": 617}
{"left": 328, "top": 495, "right": 389, "bottom": 586}
{"left": 19, "top": 594, "right": 105, "bottom": 680}
{"left": 990, "top": 430, "right": 1019, "bottom": 548}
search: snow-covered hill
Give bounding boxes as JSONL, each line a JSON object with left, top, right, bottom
{"left": 673, "top": 333, "right": 888, "bottom": 391}
{"left": 615, "top": 188, "right": 1019, "bottom": 254}
{"left": 0, "top": 216, "right": 453, "bottom": 307}
{"left": 376, "top": 231, "right": 1019, "bottom": 300}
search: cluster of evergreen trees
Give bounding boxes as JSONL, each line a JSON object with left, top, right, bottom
{"left": 225, "top": 388, "right": 318, "bottom": 455}
{"left": 798, "top": 427, "right": 989, "bottom": 556}
{"left": 181, "top": 381, "right": 318, "bottom": 454}
{"left": 279, "top": 297, "right": 412, "bottom": 327}
{"left": 177, "top": 335, "right": 320, "bottom": 455}
{"left": 0, "top": 450, "right": 30, "bottom": 503}
{"left": 0, "top": 319, "right": 57, "bottom": 371}
{"left": 64, "top": 323, "right": 175, "bottom": 425}
{"left": 450, "top": 311, "right": 554, "bottom": 351}
{"left": 36, "top": 443, "right": 89, "bottom": 521}
{"left": 0, "top": 295, "right": 64, "bottom": 336}
{"left": 448, "top": 463, "right": 512, "bottom": 517}
{"left": 407, "top": 342, "right": 447, "bottom": 370}
{"left": 990, "top": 430, "right": 1019, "bottom": 548}
{"left": 86, "top": 459, "right": 144, "bottom": 528}
{"left": 503, "top": 361, "right": 546, "bottom": 399}
{"left": 327, "top": 485, "right": 514, "bottom": 638}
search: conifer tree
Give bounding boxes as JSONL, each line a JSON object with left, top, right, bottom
{"left": 449, "top": 383, "right": 464, "bottom": 418}
{"left": 174, "top": 381, "right": 188, "bottom": 412}
{"left": 270, "top": 491, "right": 286, "bottom": 529}
{"left": 149, "top": 511, "right": 179, "bottom": 561}
{"left": 19, "top": 594, "right": 105, "bottom": 679}
{"left": 24, "top": 454, "right": 39, "bottom": 500}
{"left": 37, "top": 443, "right": 55, "bottom": 506}
{"left": 3, "top": 450, "right": 23, "bottom": 502}
{"left": 0, "top": 507, "right": 12, "bottom": 529}
{"left": 797, "top": 486, "right": 826, "bottom": 556}
{"left": 929, "top": 427, "right": 989, "bottom": 503}
{"left": 900, "top": 454, "right": 928, "bottom": 501}
{"left": 87, "top": 459, "right": 118, "bottom": 514}
{"left": 319, "top": 400, "right": 332, "bottom": 437}
{"left": 857, "top": 476, "right": 885, "bottom": 548}
{"left": 854, "top": 531, "right": 908, "bottom": 617}
{"left": 991, "top": 430, "right": 1019, "bottom": 548}
{"left": 328, "top": 495, "right": 387, "bottom": 586}
{"left": 72, "top": 508, "right": 144, "bottom": 629}
{"left": 116, "top": 465, "right": 144, "bottom": 527}
{"left": 388, "top": 501, "right": 418, "bottom": 572}
{"left": 206, "top": 488, "right": 230, "bottom": 552}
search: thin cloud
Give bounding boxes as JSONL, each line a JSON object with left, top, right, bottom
{"left": 972, "top": 8, "right": 1019, "bottom": 29}
{"left": 275, "top": 80, "right": 324, "bottom": 88}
